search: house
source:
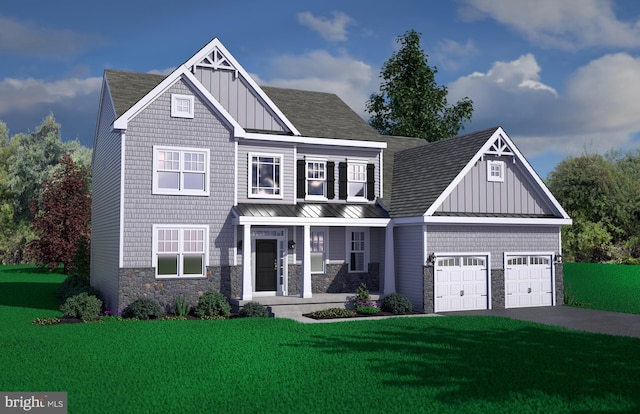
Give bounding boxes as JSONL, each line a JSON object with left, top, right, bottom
{"left": 91, "top": 37, "right": 571, "bottom": 314}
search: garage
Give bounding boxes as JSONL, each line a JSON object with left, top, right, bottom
{"left": 434, "top": 255, "right": 489, "bottom": 312}
{"left": 505, "top": 254, "right": 554, "bottom": 308}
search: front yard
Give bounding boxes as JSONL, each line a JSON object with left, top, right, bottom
{"left": 1, "top": 265, "right": 639, "bottom": 413}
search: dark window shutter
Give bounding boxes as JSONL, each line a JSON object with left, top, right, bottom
{"left": 297, "top": 159, "right": 306, "bottom": 198}
{"left": 366, "top": 163, "right": 375, "bottom": 201}
{"left": 338, "top": 162, "right": 347, "bottom": 200}
{"left": 326, "top": 161, "right": 335, "bottom": 199}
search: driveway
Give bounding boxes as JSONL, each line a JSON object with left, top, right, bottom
{"left": 442, "top": 306, "right": 640, "bottom": 339}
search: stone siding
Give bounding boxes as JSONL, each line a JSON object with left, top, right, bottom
{"left": 423, "top": 265, "right": 434, "bottom": 313}
{"left": 118, "top": 266, "right": 241, "bottom": 312}
{"left": 555, "top": 263, "right": 565, "bottom": 305}
{"left": 491, "top": 269, "right": 505, "bottom": 309}
{"left": 287, "top": 262, "right": 380, "bottom": 295}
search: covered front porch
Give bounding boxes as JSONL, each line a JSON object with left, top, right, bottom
{"left": 231, "top": 202, "right": 396, "bottom": 301}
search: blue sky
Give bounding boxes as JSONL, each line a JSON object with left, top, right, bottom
{"left": 3, "top": 0, "right": 640, "bottom": 178}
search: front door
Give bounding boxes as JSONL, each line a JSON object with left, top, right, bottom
{"left": 255, "top": 239, "right": 278, "bottom": 292}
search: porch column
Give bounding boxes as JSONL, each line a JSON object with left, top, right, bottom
{"left": 242, "top": 224, "right": 252, "bottom": 300}
{"left": 301, "top": 224, "right": 312, "bottom": 298}
{"left": 384, "top": 222, "right": 396, "bottom": 294}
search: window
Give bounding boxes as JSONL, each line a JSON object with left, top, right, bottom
{"left": 153, "top": 146, "right": 209, "bottom": 196}
{"left": 347, "top": 163, "right": 367, "bottom": 199}
{"left": 153, "top": 225, "right": 208, "bottom": 278}
{"left": 310, "top": 230, "right": 325, "bottom": 273}
{"left": 249, "top": 154, "right": 282, "bottom": 198}
{"left": 171, "top": 94, "right": 195, "bottom": 118}
{"left": 348, "top": 229, "right": 367, "bottom": 272}
{"left": 307, "top": 160, "right": 326, "bottom": 198}
{"left": 487, "top": 160, "right": 505, "bottom": 182}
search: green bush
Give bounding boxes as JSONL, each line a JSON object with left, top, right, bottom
{"left": 60, "top": 293, "right": 103, "bottom": 321}
{"left": 195, "top": 291, "right": 230, "bottom": 319}
{"left": 356, "top": 305, "right": 381, "bottom": 315}
{"left": 309, "top": 308, "right": 356, "bottom": 319}
{"left": 123, "top": 297, "right": 164, "bottom": 320}
{"left": 57, "top": 274, "right": 103, "bottom": 303}
{"left": 174, "top": 295, "right": 190, "bottom": 317}
{"left": 380, "top": 293, "right": 412, "bottom": 314}
{"left": 239, "top": 301, "right": 269, "bottom": 318}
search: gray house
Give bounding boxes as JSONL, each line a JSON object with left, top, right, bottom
{"left": 91, "top": 37, "right": 571, "bottom": 313}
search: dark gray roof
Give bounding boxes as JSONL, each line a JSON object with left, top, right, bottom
{"left": 390, "top": 127, "right": 498, "bottom": 218}
{"left": 235, "top": 202, "right": 389, "bottom": 219}
{"left": 104, "top": 70, "right": 166, "bottom": 117}
{"left": 380, "top": 135, "right": 428, "bottom": 205}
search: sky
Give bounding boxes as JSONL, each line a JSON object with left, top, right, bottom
{"left": 3, "top": 0, "right": 640, "bottom": 178}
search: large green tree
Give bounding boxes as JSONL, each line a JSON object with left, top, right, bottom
{"left": 366, "top": 30, "right": 474, "bottom": 141}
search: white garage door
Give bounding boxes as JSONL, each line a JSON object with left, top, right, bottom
{"left": 505, "top": 254, "right": 553, "bottom": 308}
{"left": 434, "top": 256, "right": 489, "bottom": 312}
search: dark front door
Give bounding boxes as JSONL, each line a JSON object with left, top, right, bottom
{"left": 255, "top": 239, "right": 277, "bottom": 291}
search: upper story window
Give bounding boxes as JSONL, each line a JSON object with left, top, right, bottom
{"left": 153, "top": 225, "right": 208, "bottom": 278}
{"left": 338, "top": 161, "right": 376, "bottom": 202}
{"left": 171, "top": 94, "right": 195, "bottom": 119}
{"left": 249, "top": 153, "right": 282, "bottom": 198}
{"left": 307, "top": 160, "right": 327, "bottom": 200}
{"left": 152, "top": 146, "right": 209, "bottom": 196}
{"left": 297, "top": 159, "right": 335, "bottom": 200}
{"left": 487, "top": 160, "right": 505, "bottom": 182}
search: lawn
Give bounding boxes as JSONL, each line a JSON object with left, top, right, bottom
{"left": 564, "top": 262, "right": 640, "bottom": 314}
{"left": 1, "top": 265, "right": 639, "bottom": 413}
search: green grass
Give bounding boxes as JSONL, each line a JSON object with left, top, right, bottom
{"left": 1, "top": 265, "right": 640, "bottom": 413}
{"left": 564, "top": 262, "right": 640, "bottom": 314}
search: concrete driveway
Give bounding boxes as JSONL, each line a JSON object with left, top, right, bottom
{"left": 442, "top": 306, "right": 640, "bottom": 339}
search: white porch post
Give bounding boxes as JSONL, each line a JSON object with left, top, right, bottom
{"left": 302, "top": 224, "right": 312, "bottom": 298}
{"left": 242, "top": 224, "right": 252, "bottom": 300}
{"left": 384, "top": 222, "right": 396, "bottom": 294}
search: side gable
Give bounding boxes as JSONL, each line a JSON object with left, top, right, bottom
{"left": 391, "top": 127, "right": 571, "bottom": 223}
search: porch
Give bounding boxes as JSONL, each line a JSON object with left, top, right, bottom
{"left": 230, "top": 292, "right": 381, "bottom": 319}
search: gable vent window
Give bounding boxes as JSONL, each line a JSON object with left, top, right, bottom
{"left": 171, "top": 94, "right": 195, "bottom": 118}
{"left": 487, "top": 160, "right": 505, "bottom": 182}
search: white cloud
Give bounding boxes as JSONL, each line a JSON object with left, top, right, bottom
{"left": 257, "top": 49, "right": 375, "bottom": 117}
{"left": 297, "top": 11, "right": 353, "bottom": 42}
{"left": 448, "top": 53, "right": 640, "bottom": 158}
{"left": 0, "top": 15, "right": 99, "bottom": 56}
{"left": 0, "top": 77, "right": 102, "bottom": 114}
{"left": 460, "top": 0, "right": 640, "bottom": 50}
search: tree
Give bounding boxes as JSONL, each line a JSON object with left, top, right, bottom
{"left": 366, "top": 30, "right": 473, "bottom": 141}
{"left": 28, "top": 154, "right": 91, "bottom": 272}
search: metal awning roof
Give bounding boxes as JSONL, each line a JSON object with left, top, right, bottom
{"left": 233, "top": 202, "right": 390, "bottom": 226}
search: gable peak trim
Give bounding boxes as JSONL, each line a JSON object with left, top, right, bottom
{"left": 485, "top": 133, "right": 514, "bottom": 157}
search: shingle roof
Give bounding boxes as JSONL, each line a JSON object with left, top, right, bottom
{"left": 390, "top": 127, "right": 498, "bottom": 218}
{"left": 379, "top": 136, "right": 428, "bottom": 205}
{"left": 104, "top": 70, "right": 166, "bottom": 117}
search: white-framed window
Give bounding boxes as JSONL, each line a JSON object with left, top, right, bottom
{"left": 152, "top": 146, "right": 209, "bottom": 196}
{"left": 249, "top": 153, "right": 282, "bottom": 198}
{"left": 347, "top": 228, "right": 369, "bottom": 273}
{"left": 310, "top": 229, "right": 326, "bottom": 273}
{"left": 171, "top": 94, "right": 195, "bottom": 118}
{"left": 487, "top": 160, "right": 505, "bottom": 182}
{"left": 306, "top": 160, "right": 326, "bottom": 199}
{"left": 153, "top": 225, "right": 208, "bottom": 278}
{"left": 347, "top": 162, "right": 367, "bottom": 200}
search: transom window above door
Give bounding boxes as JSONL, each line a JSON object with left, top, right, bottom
{"left": 249, "top": 153, "right": 282, "bottom": 198}
{"left": 152, "top": 146, "right": 209, "bottom": 196}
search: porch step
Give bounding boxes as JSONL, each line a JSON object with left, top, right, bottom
{"left": 230, "top": 293, "right": 381, "bottom": 319}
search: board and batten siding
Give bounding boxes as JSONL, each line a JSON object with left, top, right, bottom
{"left": 195, "top": 67, "right": 288, "bottom": 133}
{"left": 121, "top": 79, "right": 236, "bottom": 268}
{"left": 90, "top": 87, "right": 122, "bottom": 310}
{"left": 394, "top": 224, "right": 425, "bottom": 310}
{"left": 437, "top": 155, "right": 556, "bottom": 215}
{"left": 427, "top": 224, "right": 560, "bottom": 269}
{"left": 297, "top": 146, "right": 383, "bottom": 199}
{"left": 237, "top": 141, "right": 295, "bottom": 204}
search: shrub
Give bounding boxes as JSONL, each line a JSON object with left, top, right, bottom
{"left": 354, "top": 283, "right": 371, "bottom": 302}
{"left": 174, "top": 295, "right": 190, "bottom": 317}
{"left": 195, "top": 291, "right": 230, "bottom": 319}
{"left": 123, "top": 297, "right": 164, "bottom": 320}
{"left": 309, "top": 308, "right": 356, "bottom": 319}
{"left": 57, "top": 274, "right": 103, "bottom": 303}
{"left": 60, "top": 293, "right": 103, "bottom": 321}
{"left": 239, "top": 301, "right": 269, "bottom": 318}
{"left": 380, "top": 293, "right": 413, "bottom": 314}
{"left": 32, "top": 317, "right": 61, "bottom": 326}
{"left": 356, "top": 305, "right": 381, "bottom": 315}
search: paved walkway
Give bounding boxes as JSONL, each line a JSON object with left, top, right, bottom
{"left": 441, "top": 306, "right": 640, "bottom": 339}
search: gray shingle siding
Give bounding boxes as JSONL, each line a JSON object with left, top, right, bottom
{"left": 90, "top": 84, "right": 122, "bottom": 311}
{"left": 426, "top": 224, "right": 561, "bottom": 269}
{"left": 121, "top": 79, "right": 236, "bottom": 268}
